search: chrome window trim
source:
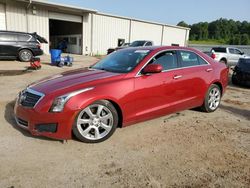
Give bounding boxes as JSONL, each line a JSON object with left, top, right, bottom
{"left": 135, "top": 49, "right": 211, "bottom": 77}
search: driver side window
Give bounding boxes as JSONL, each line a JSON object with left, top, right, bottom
{"left": 149, "top": 51, "right": 178, "bottom": 71}
{"left": 234, "top": 49, "right": 242, "bottom": 55}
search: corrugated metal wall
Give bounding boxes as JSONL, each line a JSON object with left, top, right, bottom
{"left": 6, "top": 1, "right": 27, "bottom": 32}
{"left": 91, "top": 14, "right": 189, "bottom": 55}
{"left": 162, "top": 26, "right": 188, "bottom": 46}
{"left": 0, "top": 3, "right": 6, "bottom": 30}
{"left": 27, "top": 6, "right": 49, "bottom": 54}
{"left": 82, "top": 13, "right": 91, "bottom": 55}
{"left": 4, "top": 1, "right": 50, "bottom": 53}
{"left": 130, "top": 21, "right": 162, "bottom": 45}
{"left": 92, "top": 14, "right": 130, "bottom": 55}
{"left": 2, "top": 1, "right": 190, "bottom": 56}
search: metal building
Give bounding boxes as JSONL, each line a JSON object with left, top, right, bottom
{"left": 0, "top": 0, "right": 190, "bottom": 55}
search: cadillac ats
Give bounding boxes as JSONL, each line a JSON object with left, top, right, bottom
{"left": 14, "top": 46, "right": 228, "bottom": 143}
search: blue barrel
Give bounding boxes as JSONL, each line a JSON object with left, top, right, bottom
{"left": 50, "top": 49, "right": 62, "bottom": 65}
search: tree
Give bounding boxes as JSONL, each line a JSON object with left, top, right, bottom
{"left": 177, "top": 21, "right": 189, "bottom": 28}
{"left": 241, "top": 34, "right": 249, "bottom": 45}
{"left": 183, "top": 18, "right": 250, "bottom": 45}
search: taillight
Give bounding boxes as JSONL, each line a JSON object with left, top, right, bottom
{"left": 37, "top": 43, "right": 41, "bottom": 49}
{"left": 211, "top": 53, "right": 216, "bottom": 59}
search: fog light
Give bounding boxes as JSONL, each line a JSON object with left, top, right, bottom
{"left": 35, "top": 123, "right": 58, "bottom": 133}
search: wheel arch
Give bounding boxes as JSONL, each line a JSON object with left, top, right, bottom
{"left": 107, "top": 99, "right": 123, "bottom": 128}
{"left": 211, "top": 81, "right": 223, "bottom": 94}
{"left": 17, "top": 48, "right": 34, "bottom": 56}
{"left": 220, "top": 57, "right": 227, "bottom": 64}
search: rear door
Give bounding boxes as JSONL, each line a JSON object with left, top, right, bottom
{"left": 173, "top": 50, "right": 213, "bottom": 109}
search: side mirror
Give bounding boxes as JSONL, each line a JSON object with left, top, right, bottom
{"left": 240, "top": 52, "right": 244, "bottom": 55}
{"left": 142, "top": 64, "right": 163, "bottom": 74}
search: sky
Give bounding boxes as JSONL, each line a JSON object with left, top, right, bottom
{"left": 49, "top": 0, "right": 250, "bottom": 25}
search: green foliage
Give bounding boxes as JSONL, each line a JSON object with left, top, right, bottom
{"left": 241, "top": 34, "right": 249, "bottom": 45}
{"left": 189, "top": 39, "right": 226, "bottom": 45}
{"left": 181, "top": 18, "right": 250, "bottom": 45}
{"left": 177, "top": 21, "right": 189, "bottom": 28}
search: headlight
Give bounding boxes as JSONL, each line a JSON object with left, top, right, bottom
{"left": 50, "top": 87, "right": 94, "bottom": 112}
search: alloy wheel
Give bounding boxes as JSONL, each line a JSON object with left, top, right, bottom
{"left": 208, "top": 87, "right": 221, "bottom": 111}
{"left": 76, "top": 104, "right": 114, "bottom": 141}
{"left": 21, "top": 51, "right": 32, "bottom": 61}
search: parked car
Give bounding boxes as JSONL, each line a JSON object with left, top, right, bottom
{"left": 107, "top": 40, "right": 153, "bottom": 54}
{"left": 0, "top": 30, "right": 48, "bottom": 62}
{"left": 14, "top": 46, "right": 228, "bottom": 143}
{"left": 232, "top": 57, "right": 250, "bottom": 87}
{"left": 208, "top": 47, "right": 245, "bottom": 66}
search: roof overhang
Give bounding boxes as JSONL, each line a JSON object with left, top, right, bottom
{"left": 15, "top": 0, "right": 98, "bottom": 14}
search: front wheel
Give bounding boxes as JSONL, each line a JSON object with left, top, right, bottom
{"left": 73, "top": 100, "right": 118, "bottom": 143}
{"left": 201, "top": 84, "right": 221, "bottom": 112}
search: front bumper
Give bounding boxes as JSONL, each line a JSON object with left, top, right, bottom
{"left": 14, "top": 100, "right": 78, "bottom": 140}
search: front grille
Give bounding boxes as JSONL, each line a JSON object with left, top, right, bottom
{"left": 17, "top": 118, "right": 28, "bottom": 127}
{"left": 19, "top": 89, "right": 44, "bottom": 108}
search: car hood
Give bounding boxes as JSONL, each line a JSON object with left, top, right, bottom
{"left": 29, "top": 68, "right": 124, "bottom": 95}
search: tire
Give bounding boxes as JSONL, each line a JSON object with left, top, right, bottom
{"left": 232, "top": 74, "right": 239, "bottom": 85}
{"left": 18, "top": 49, "right": 33, "bottom": 62}
{"left": 201, "top": 84, "right": 221, "bottom": 113}
{"left": 73, "top": 100, "right": 118, "bottom": 143}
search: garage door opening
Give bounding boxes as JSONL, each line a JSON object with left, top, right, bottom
{"left": 49, "top": 19, "right": 82, "bottom": 55}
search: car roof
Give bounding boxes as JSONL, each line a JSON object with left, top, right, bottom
{"left": 120, "top": 46, "right": 200, "bottom": 52}
{"left": 0, "top": 30, "right": 33, "bottom": 35}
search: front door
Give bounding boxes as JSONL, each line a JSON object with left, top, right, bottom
{"left": 134, "top": 50, "right": 181, "bottom": 121}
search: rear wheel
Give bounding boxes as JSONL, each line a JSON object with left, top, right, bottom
{"left": 18, "top": 49, "right": 33, "bottom": 62}
{"left": 73, "top": 100, "right": 118, "bottom": 143}
{"left": 201, "top": 84, "right": 221, "bottom": 112}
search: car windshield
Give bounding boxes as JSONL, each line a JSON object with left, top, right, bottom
{"left": 129, "top": 41, "right": 146, "bottom": 47}
{"left": 92, "top": 49, "right": 151, "bottom": 73}
{"left": 238, "top": 58, "right": 250, "bottom": 71}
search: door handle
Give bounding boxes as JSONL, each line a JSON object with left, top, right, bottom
{"left": 173, "top": 75, "right": 182, "bottom": 80}
{"left": 206, "top": 68, "right": 213, "bottom": 72}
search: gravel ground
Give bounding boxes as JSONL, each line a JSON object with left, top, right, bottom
{"left": 0, "top": 56, "right": 249, "bottom": 188}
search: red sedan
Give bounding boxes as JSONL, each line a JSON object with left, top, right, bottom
{"left": 14, "top": 46, "right": 228, "bottom": 143}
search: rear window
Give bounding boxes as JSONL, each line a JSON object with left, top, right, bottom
{"left": 179, "top": 51, "right": 199, "bottom": 67}
{"left": 17, "top": 34, "right": 32, "bottom": 42}
{"left": 212, "top": 48, "right": 226, "bottom": 53}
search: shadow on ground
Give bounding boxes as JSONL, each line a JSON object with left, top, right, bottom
{"left": 4, "top": 100, "right": 59, "bottom": 142}
{"left": 0, "top": 69, "right": 32, "bottom": 76}
{"left": 220, "top": 104, "right": 250, "bottom": 121}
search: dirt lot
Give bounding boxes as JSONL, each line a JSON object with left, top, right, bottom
{"left": 0, "top": 56, "right": 249, "bottom": 188}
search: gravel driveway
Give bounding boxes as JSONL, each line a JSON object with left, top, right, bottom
{"left": 0, "top": 56, "right": 249, "bottom": 188}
